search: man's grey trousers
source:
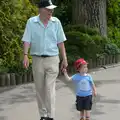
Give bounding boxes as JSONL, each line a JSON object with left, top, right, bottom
{"left": 32, "top": 56, "right": 60, "bottom": 119}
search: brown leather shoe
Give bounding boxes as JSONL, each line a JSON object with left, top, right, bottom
{"left": 40, "top": 117, "right": 53, "bottom": 120}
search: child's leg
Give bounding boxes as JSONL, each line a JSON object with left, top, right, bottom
{"left": 80, "top": 110, "right": 85, "bottom": 120}
{"left": 84, "top": 95, "right": 92, "bottom": 120}
{"left": 85, "top": 110, "right": 90, "bottom": 120}
{"left": 76, "top": 96, "right": 85, "bottom": 120}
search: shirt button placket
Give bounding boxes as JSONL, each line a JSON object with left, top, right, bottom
{"left": 43, "top": 27, "right": 46, "bottom": 55}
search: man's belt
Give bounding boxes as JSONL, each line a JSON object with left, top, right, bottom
{"left": 40, "top": 55, "right": 51, "bottom": 57}
{"left": 32, "top": 54, "right": 55, "bottom": 57}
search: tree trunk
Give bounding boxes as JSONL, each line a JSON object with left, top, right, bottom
{"left": 72, "top": 0, "right": 107, "bottom": 37}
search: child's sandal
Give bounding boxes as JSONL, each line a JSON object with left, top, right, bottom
{"left": 80, "top": 118, "right": 84, "bottom": 120}
{"left": 85, "top": 117, "right": 90, "bottom": 120}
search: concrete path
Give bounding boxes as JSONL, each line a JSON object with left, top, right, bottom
{"left": 0, "top": 66, "right": 120, "bottom": 120}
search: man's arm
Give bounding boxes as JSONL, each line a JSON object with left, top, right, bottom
{"left": 22, "top": 19, "right": 32, "bottom": 49}
{"left": 57, "top": 42, "right": 67, "bottom": 61}
{"left": 23, "top": 42, "right": 30, "bottom": 55}
{"left": 57, "top": 19, "right": 68, "bottom": 70}
{"left": 58, "top": 42, "right": 68, "bottom": 70}
{"left": 22, "top": 19, "right": 31, "bottom": 68}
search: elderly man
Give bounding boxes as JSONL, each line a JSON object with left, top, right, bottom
{"left": 22, "top": 0, "right": 68, "bottom": 120}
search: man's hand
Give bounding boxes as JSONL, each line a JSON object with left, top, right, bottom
{"left": 23, "top": 55, "right": 29, "bottom": 68}
{"left": 57, "top": 42, "right": 68, "bottom": 71}
{"left": 61, "top": 59, "right": 68, "bottom": 71}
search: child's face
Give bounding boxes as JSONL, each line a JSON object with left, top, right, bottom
{"left": 78, "top": 64, "right": 88, "bottom": 73}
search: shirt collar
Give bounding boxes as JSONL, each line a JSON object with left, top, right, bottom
{"left": 33, "top": 15, "right": 55, "bottom": 23}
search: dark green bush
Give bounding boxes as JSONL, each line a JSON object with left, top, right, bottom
{"left": 104, "top": 43, "right": 120, "bottom": 55}
{"left": 54, "top": 0, "right": 72, "bottom": 26}
{"left": 64, "top": 24, "right": 100, "bottom": 36}
{"left": 65, "top": 31, "right": 108, "bottom": 54}
{"left": 64, "top": 25, "right": 120, "bottom": 65}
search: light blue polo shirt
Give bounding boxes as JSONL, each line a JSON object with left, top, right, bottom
{"left": 72, "top": 73, "right": 94, "bottom": 97}
{"left": 22, "top": 15, "right": 66, "bottom": 56}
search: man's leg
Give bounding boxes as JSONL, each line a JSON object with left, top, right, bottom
{"left": 44, "top": 56, "right": 60, "bottom": 119}
{"left": 32, "top": 56, "right": 46, "bottom": 118}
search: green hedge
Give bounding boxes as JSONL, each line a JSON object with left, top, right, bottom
{"left": 64, "top": 25, "right": 120, "bottom": 65}
{"left": 0, "top": 0, "right": 37, "bottom": 73}
{"left": 64, "top": 24, "right": 100, "bottom": 36}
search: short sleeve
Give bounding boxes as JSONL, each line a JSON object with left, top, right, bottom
{"left": 22, "top": 19, "right": 32, "bottom": 43}
{"left": 89, "top": 75, "right": 94, "bottom": 84}
{"left": 71, "top": 74, "right": 77, "bottom": 81}
{"left": 57, "top": 20, "right": 67, "bottom": 43}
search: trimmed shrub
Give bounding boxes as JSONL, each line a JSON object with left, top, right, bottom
{"left": 64, "top": 25, "right": 120, "bottom": 65}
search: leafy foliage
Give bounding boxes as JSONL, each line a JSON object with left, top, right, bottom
{"left": 53, "top": 0, "right": 72, "bottom": 25}
{"left": 64, "top": 25, "right": 120, "bottom": 65}
{"left": 64, "top": 24, "right": 99, "bottom": 36}
{"left": 104, "top": 43, "right": 120, "bottom": 55}
{"left": 1, "top": 0, "right": 120, "bottom": 73}
{"left": 107, "top": 0, "right": 120, "bottom": 47}
{"left": 0, "top": 0, "right": 37, "bottom": 72}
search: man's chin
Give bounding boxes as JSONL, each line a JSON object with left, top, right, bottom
{"left": 47, "top": 16, "right": 51, "bottom": 20}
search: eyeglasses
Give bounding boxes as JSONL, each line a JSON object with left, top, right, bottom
{"left": 45, "top": 8, "right": 54, "bottom": 13}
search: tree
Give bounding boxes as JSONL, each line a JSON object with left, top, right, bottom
{"left": 72, "top": 0, "right": 107, "bottom": 37}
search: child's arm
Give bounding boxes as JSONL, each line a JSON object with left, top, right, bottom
{"left": 92, "top": 82, "right": 97, "bottom": 97}
{"left": 88, "top": 74, "right": 97, "bottom": 96}
{"left": 63, "top": 69, "right": 72, "bottom": 81}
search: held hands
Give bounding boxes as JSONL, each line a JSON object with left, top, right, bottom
{"left": 61, "top": 59, "right": 68, "bottom": 72}
{"left": 62, "top": 68, "right": 67, "bottom": 73}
